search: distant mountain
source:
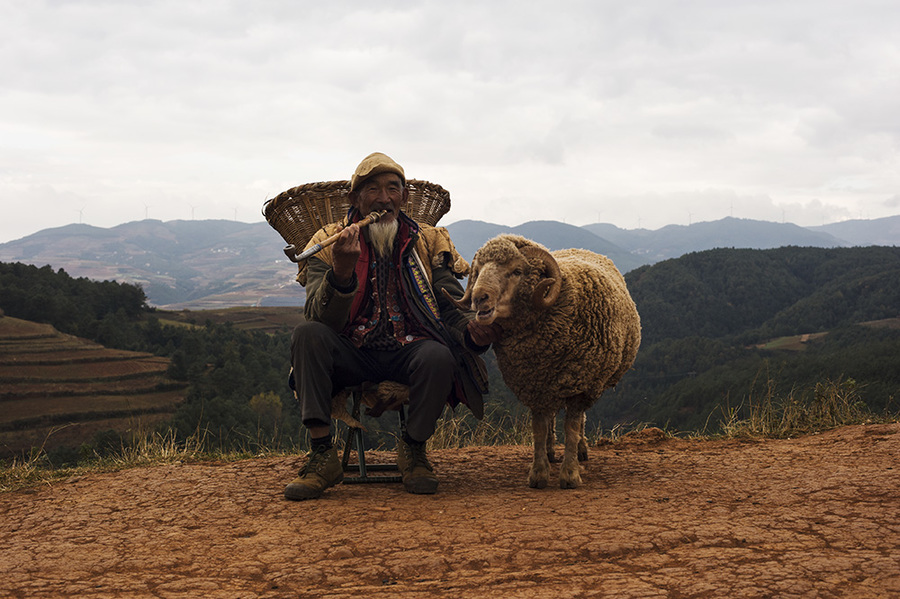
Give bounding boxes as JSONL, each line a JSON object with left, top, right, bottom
{"left": 809, "top": 215, "right": 900, "bottom": 247}
{"left": 442, "top": 220, "right": 511, "bottom": 265}
{"left": 446, "top": 219, "right": 644, "bottom": 273}
{"left": 0, "top": 220, "right": 304, "bottom": 309}
{"left": 1, "top": 215, "right": 897, "bottom": 309}
{"left": 583, "top": 217, "right": 848, "bottom": 262}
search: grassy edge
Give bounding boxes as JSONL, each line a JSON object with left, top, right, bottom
{"left": 0, "top": 425, "right": 304, "bottom": 494}
{"left": 4, "top": 377, "right": 896, "bottom": 494}
{"left": 716, "top": 377, "right": 897, "bottom": 439}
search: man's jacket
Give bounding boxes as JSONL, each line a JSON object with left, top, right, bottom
{"left": 298, "top": 209, "right": 489, "bottom": 418}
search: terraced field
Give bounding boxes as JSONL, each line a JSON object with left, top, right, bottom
{"left": 0, "top": 316, "right": 187, "bottom": 458}
{"left": 154, "top": 305, "right": 304, "bottom": 334}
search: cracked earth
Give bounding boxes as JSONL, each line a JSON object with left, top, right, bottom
{"left": 2, "top": 423, "right": 899, "bottom": 598}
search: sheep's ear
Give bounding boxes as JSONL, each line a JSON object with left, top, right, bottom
{"left": 520, "top": 245, "right": 561, "bottom": 309}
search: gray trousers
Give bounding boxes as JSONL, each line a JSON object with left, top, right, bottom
{"left": 291, "top": 321, "right": 455, "bottom": 442}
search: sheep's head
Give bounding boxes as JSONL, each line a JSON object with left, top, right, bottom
{"left": 444, "top": 235, "right": 561, "bottom": 325}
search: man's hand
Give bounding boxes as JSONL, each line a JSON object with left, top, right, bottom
{"left": 331, "top": 223, "right": 361, "bottom": 286}
{"left": 466, "top": 320, "right": 503, "bottom": 348}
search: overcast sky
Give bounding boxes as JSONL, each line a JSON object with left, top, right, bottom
{"left": 2, "top": 0, "right": 899, "bottom": 244}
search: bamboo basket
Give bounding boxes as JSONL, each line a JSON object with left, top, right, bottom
{"left": 263, "top": 179, "right": 452, "bottom": 255}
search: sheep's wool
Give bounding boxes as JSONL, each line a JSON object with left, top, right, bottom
{"left": 468, "top": 234, "right": 642, "bottom": 488}
{"left": 475, "top": 235, "right": 641, "bottom": 411}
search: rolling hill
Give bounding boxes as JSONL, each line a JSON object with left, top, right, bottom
{"left": 0, "top": 220, "right": 303, "bottom": 310}
{"left": 595, "top": 245, "right": 900, "bottom": 431}
{"left": 2, "top": 242, "right": 899, "bottom": 456}
{"left": 583, "top": 217, "right": 848, "bottom": 262}
{"left": 1, "top": 215, "right": 897, "bottom": 309}
{"left": 446, "top": 219, "right": 645, "bottom": 273}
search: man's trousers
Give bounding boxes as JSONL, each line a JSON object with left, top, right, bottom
{"left": 291, "top": 321, "right": 455, "bottom": 442}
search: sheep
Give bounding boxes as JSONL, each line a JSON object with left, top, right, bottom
{"left": 329, "top": 381, "right": 409, "bottom": 430}
{"left": 290, "top": 369, "right": 409, "bottom": 430}
{"left": 445, "top": 234, "right": 641, "bottom": 489}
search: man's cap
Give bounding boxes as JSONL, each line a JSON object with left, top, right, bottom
{"left": 350, "top": 152, "right": 406, "bottom": 192}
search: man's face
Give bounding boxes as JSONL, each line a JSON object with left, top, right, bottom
{"left": 349, "top": 172, "right": 407, "bottom": 223}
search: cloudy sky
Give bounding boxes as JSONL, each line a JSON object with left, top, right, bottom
{"left": 2, "top": 0, "right": 899, "bottom": 243}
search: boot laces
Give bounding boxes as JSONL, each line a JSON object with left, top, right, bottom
{"left": 301, "top": 447, "right": 331, "bottom": 475}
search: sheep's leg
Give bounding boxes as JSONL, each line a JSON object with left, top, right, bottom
{"left": 577, "top": 412, "right": 588, "bottom": 462}
{"left": 560, "top": 408, "right": 585, "bottom": 489}
{"left": 330, "top": 390, "right": 365, "bottom": 430}
{"left": 529, "top": 410, "right": 553, "bottom": 489}
{"left": 546, "top": 414, "right": 558, "bottom": 463}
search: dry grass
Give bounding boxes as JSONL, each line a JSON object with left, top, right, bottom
{"left": 719, "top": 377, "right": 895, "bottom": 438}
{"left": 0, "top": 425, "right": 293, "bottom": 494}
{"left": 429, "top": 407, "right": 664, "bottom": 450}
{"left": 5, "top": 378, "right": 894, "bottom": 493}
{"left": 429, "top": 407, "right": 532, "bottom": 449}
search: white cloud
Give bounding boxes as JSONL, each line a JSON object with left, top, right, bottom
{"left": 1, "top": 0, "right": 899, "bottom": 243}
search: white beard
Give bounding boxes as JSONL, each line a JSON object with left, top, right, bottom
{"left": 368, "top": 219, "right": 398, "bottom": 258}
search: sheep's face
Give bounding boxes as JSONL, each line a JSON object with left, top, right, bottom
{"left": 446, "top": 235, "right": 561, "bottom": 324}
{"left": 468, "top": 258, "right": 530, "bottom": 324}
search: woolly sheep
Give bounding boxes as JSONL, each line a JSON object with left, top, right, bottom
{"left": 330, "top": 381, "right": 409, "bottom": 430}
{"left": 290, "top": 371, "right": 408, "bottom": 430}
{"left": 446, "top": 234, "right": 641, "bottom": 489}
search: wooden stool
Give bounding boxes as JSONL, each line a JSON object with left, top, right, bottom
{"left": 340, "top": 389, "right": 406, "bottom": 484}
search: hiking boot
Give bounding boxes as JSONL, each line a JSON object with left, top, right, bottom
{"left": 396, "top": 438, "right": 439, "bottom": 494}
{"left": 284, "top": 446, "right": 343, "bottom": 500}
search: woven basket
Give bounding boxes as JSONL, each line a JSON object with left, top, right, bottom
{"left": 263, "top": 179, "right": 451, "bottom": 253}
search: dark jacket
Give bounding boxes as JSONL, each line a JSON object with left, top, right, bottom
{"left": 301, "top": 210, "right": 489, "bottom": 417}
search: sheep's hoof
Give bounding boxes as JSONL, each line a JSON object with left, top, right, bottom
{"left": 528, "top": 469, "right": 549, "bottom": 489}
{"left": 560, "top": 476, "right": 582, "bottom": 489}
{"left": 560, "top": 463, "right": 583, "bottom": 488}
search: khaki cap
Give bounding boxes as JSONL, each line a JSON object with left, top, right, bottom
{"left": 350, "top": 152, "right": 406, "bottom": 192}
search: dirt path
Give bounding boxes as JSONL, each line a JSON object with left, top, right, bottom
{"left": 2, "top": 423, "right": 899, "bottom": 598}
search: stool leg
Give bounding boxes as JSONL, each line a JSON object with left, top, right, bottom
{"left": 340, "top": 390, "right": 404, "bottom": 484}
{"left": 354, "top": 424, "right": 368, "bottom": 479}
{"left": 341, "top": 391, "right": 367, "bottom": 478}
{"left": 398, "top": 405, "right": 407, "bottom": 436}
{"left": 341, "top": 423, "right": 353, "bottom": 471}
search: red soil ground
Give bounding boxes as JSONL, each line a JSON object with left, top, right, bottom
{"left": 1, "top": 423, "right": 899, "bottom": 598}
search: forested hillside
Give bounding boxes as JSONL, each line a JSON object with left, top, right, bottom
{"left": 0, "top": 263, "right": 300, "bottom": 462}
{"left": 628, "top": 246, "right": 900, "bottom": 344}
{"left": 594, "top": 246, "right": 900, "bottom": 432}
{"left": 2, "top": 246, "right": 899, "bottom": 461}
